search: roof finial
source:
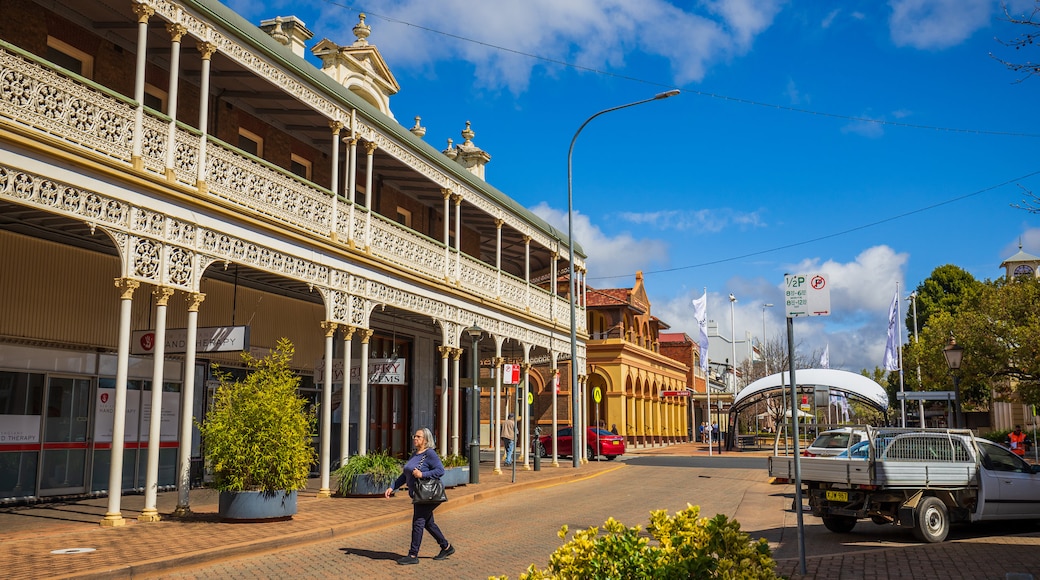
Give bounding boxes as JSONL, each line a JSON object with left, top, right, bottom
{"left": 353, "top": 13, "right": 371, "bottom": 46}
{"left": 410, "top": 116, "right": 426, "bottom": 138}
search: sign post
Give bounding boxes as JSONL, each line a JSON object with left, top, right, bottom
{"left": 784, "top": 273, "right": 830, "bottom": 576}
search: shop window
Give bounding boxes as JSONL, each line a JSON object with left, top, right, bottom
{"left": 238, "top": 128, "right": 263, "bottom": 157}
{"left": 290, "top": 153, "right": 312, "bottom": 179}
{"left": 46, "top": 37, "right": 93, "bottom": 78}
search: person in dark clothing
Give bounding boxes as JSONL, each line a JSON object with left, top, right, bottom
{"left": 384, "top": 427, "right": 454, "bottom": 565}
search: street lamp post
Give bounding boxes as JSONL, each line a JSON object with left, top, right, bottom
{"left": 761, "top": 303, "right": 773, "bottom": 376}
{"left": 466, "top": 324, "right": 483, "bottom": 483}
{"left": 567, "top": 89, "right": 679, "bottom": 468}
{"left": 943, "top": 334, "right": 964, "bottom": 429}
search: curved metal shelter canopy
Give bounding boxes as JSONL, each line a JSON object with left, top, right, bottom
{"left": 732, "top": 369, "right": 889, "bottom": 414}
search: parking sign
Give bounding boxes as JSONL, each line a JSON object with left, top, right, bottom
{"left": 785, "top": 273, "right": 830, "bottom": 317}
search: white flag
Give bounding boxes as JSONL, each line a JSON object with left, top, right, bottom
{"left": 883, "top": 291, "right": 900, "bottom": 371}
{"left": 692, "top": 292, "right": 709, "bottom": 371}
{"left": 820, "top": 344, "right": 829, "bottom": 369}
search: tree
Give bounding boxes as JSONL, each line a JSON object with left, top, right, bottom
{"left": 992, "top": 1, "right": 1040, "bottom": 82}
{"left": 915, "top": 278, "right": 1040, "bottom": 411}
{"left": 906, "top": 265, "right": 983, "bottom": 336}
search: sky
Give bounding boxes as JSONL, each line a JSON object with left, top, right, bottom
{"left": 226, "top": 0, "right": 1040, "bottom": 375}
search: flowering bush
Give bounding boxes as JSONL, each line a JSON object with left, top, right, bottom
{"left": 493, "top": 505, "right": 778, "bottom": 580}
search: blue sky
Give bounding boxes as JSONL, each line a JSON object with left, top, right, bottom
{"left": 227, "top": 0, "right": 1040, "bottom": 375}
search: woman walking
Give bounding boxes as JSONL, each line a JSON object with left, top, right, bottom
{"left": 384, "top": 427, "right": 455, "bottom": 565}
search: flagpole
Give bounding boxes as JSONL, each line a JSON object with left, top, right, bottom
{"left": 704, "top": 288, "right": 712, "bottom": 456}
{"left": 897, "top": 282, "right": 906, "bottom": 428}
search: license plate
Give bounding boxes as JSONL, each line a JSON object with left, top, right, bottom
{"left": 611, "top": 441, "right": 619, "bottom": 445}
{"left": 826, "top": 490, "right": 848, "bottom": 502}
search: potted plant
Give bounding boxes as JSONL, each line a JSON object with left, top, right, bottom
{"left": 334, "top": 451, "right": 403, "bottom": 497}
{"left": 440, "top": 453, "right": 470, "bottom": 488}
{"left": 198, "top": 338, "right": 316, "bottom": 521}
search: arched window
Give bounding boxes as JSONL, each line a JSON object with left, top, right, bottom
{"left": 1014, "top": 264, "right": 1034, "bottom": 279}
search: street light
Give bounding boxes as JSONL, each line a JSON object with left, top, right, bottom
{"left": 466, "top": 323, "right": 483, "bottom": 483}
{"left": 729, "top": 293, "right": 737, "bottom": 394}
{"left": 761, "top": 303, "right": 773, "bottom": 376}
{"left": 567, "top": 89, "right": 679, "bottom": 468}
{"left": 942, "top": 334, "right": 964, "bottom": 429}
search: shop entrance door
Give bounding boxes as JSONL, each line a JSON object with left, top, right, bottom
{"left": 369, "top": 384, "right": 408, "bottom": 458}
{"left": 39, "top": 377, "right": 91, "bottom": 496}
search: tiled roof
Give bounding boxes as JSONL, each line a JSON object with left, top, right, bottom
{"left": 586, "top": 288, "right": 630, "bottom": 307}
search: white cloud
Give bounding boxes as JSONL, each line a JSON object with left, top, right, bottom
{"left": 618, "top": 208, "right": 765, "bottom": 232}
{"left": 530, "top": 202, "right": 669, "bottom": 281}
{"left": 841, "top": 114, "right": 886, "bottom": 138}
{"left": 311, "top": 0, "right": 784, "bottom": 92}
{"left": 1002, "top": 228, "right": 1040, "bottom": 258}
{"left": 887, "top": 0, "right": 992, "bottom": 50}
{"left": 821, "top": 9, "right": 841, "bottom": 29}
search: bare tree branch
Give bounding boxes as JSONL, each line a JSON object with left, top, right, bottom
{"left": 991, "top": 2, "right": 1040, "bottom": 82}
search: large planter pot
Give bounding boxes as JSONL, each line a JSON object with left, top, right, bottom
{"left": 341, "top": 474, "right": 395, "bottom": 497}
{"left": 441, "top": 466, "right": 469, "bottom": 488}
{"left": 218, "top": 490, "right": 297, "bottom": 522}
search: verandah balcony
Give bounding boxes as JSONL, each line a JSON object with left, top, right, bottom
{"left": 0, "top": 40, "right": 583, "bottom": 330}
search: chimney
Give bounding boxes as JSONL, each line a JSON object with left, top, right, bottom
{"left": 260, "top": 16, "right": 314, "bottom": 58}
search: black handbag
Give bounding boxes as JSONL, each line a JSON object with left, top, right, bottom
{"left": 412, "top": 453, "right": 448, "bottom": 504}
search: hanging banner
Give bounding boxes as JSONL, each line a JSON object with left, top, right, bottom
{"left": 131, "top": 326, "right": 249, "bottom": 355}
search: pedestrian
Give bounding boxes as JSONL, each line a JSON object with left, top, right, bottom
{"left": 712, "top": 422, "right": 719, "bottom": 443}
{"left": 1005, "top": 425, "right": 1029, "bottom": 457}
{"left": 501, "top": 413, "right": 516, "bottom": 465}
{"left": 698, "top": 422, "right": 705, "bottom": 443}
{"left": 384, "top": 427, "right": 454, "bottom": 565}
{"left": 610, "top": 423, "right": 618, "bottom": 435}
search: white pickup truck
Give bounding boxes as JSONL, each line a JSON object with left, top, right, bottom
{"left": 768, "top": 427, "right": 1040, "bottom": 542}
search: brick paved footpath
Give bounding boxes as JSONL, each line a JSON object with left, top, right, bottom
{"left": 3, "top": 443, "right": 1040, "bottom": 579}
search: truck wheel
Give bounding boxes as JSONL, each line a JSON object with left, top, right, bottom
{"left": 913, "top": 496, "right": 949, "bottom": 543}
{"left": 822, "top": 515, "right": 856, "bottom": 533}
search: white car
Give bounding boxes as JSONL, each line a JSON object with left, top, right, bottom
{"left": 803, "top": 427, "right": 868, "bottom": 457}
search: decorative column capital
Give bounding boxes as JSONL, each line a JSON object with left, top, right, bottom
{"left": 196, "top": 41, "right": 217, "bottom": 60}
{"left": 494, "top": 219, "right": 504, "bottom": 229}
{"left": 342, "top": 325, "right": 356, "bottom": 339}
{"left": 363, "top": 141, "right": 378, "bottom": 155}
{"left": 329, "top": 120, "right": 344, "bottom": 135}
{"left": 165, "top": 23, "right": 187, "bottom": 42}
{"left": 186, "top": 292, "right": 206, "bottom": 312}
{"left": 321, "top": 321, "right": 338, "bottom": 337}
{"left": 132, "top": 2, "right": 155, "bottom": 22}
{"left": 437, "top": 345, "right": 453, "bottom": 359}
{"left": 441, "top": 188, "right": 452, "bottom": 200}
{"left": 451, "top": 193, "right": 463, "bottom": 205}
{"left": 522, "top": 235, "right": 531, "bottom": 245}
{"left": 359, "top": 329, "right": 374, "bottom": 343}
{"left": 153, "top": 286, "right": 175, "bottom": 306}
{"left": 451, "top": 348, "right": 463, "bottom": 360}
{"left": 493, "top": 357, "right": 505, "bottom": 367}
{"left": 114, "top": 278, "right": 140, "bottom": 300}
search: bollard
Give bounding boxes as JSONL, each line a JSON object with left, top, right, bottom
{"left": 533, "top": 427, "right": 541, "bottom": 471}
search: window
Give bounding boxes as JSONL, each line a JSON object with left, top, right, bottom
{"left": 1014, "top": 264, "right": 1034, "bottom": 279}
{"left": 237, "top": 128, "right": 263, "bottom": 157}
{"left": 46, "top": 37, "right": 93, "bottom": 78}
{"left": 396, "top": 207, "right": 412, "bottom": 228}
{"left": 290, "top": 154, "right": 311, "bottom": 180}
{"left": 143, "top": 84, "right": 167, "bottom": 112}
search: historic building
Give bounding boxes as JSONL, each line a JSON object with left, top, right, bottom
{"left": 576, "top": 272, "right": 692, "bottom": 448}
{"left": 0, "top": 0, "right": 589, "bottom": 518}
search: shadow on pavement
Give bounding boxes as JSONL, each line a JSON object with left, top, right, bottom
{"left": 340, "top": 547, "right": 401, "bottom": 561}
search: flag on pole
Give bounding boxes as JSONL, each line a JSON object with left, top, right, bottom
{"left": 820, "top": 344, "right": 829, "bottom": 369}
{"left": 692, "top": 292, "right": 709, "bottom": 371}
{"left": 883, "top": 291, "right": 900, "bottom": 371}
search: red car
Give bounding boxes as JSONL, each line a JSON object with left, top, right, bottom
{"left": 538, "top": 426, "right": 625, "bottom": 460}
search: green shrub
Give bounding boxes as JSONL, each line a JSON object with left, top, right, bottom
{"left": 493, "top": 504, "right": 779, "bottom": 580}
{"left": 441, "top": 453, "right": 469, "bottom": 468}
{"left": 333, "top": 451, "right": 403, "bottom": 494}
{"left": 198, "top": 338, "right": 316, "bottom": 492}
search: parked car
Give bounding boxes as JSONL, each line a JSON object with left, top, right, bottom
{"left": 803, "top": 427, "right": 868, "bottom": 457}
{"left": 538, "top": 427, "right": 625, "bottom": 460}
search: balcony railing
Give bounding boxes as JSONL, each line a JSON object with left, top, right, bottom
{"left": 0, "top": 41, "right": 583, "bottom": 328}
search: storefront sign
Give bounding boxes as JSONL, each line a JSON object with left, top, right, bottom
{"left": 313, "top": 358, "right": 407, "bottom": 385}
{"left": 0, "top": 415, "right": 40, "bottom": 443}
{"left": 93, "top": 388, "right": 180, "bottom": 442}
{"left": 131, "top": 326, "right": 249, "bottom": 355}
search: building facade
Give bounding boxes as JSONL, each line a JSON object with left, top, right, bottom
{"left": 0, "top": 0, "right": 589, "bottom": 518}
